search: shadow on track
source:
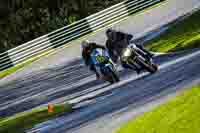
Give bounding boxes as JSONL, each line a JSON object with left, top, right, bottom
{"left": 30, "top": 50, "right": 200, "bottom": 133}
{"left": 0, "top": 50, "right": 195, "bottom": 117}
{"left": 0, "top": 58, "right": 139, "bottom": 117}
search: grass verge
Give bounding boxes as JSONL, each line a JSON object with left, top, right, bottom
{"left": 0, "top": 49, "right": 54, "bottom": 79}
{"left": 146, "top": 9, "right": 200, "bottom": 52}
{"left": 0, "top": 60, "right": 35, "bottom": 79}
{"left": 115, "top": 84, "right": 200, "bottom": 133}
{"left": 0, "top": 103, "right": 72, "bottom": 133}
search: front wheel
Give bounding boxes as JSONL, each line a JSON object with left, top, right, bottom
{"left": 105, "top": 67, "right": 120, "bottom": 84}
{"left": 136, "top": 57, "right": 158, "bottom": 74}
{"left": 110, "top": 69, "right": 120, "bottom": 83}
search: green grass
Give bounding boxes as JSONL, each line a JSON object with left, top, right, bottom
{"left": 0, "top": 103, "right": 72, "bottom": 133}
{"left": 115, "top": 84, "right": 200, "bottom": 133}
{"left": 0, "top": 59, "right": 34, "bottom": 79}
{"left": 115, "top": 11, "right": 200, "bottom": 132}
{"left": 146, "top": 9, "right": 200, "bottom": 52}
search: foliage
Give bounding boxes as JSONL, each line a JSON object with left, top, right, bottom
{"left": 0, "top": 0, "right": 123, "bottom": 53}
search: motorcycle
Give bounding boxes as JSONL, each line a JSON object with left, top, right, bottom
{"left": 120, "top": 45, "right": 158, "bottom": 74}
{"left": 90, "top": 48, "right": 120, "bottom": 84}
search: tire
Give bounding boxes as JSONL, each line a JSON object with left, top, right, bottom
{"left": 151, "top": 63, "right": 158, "bottom": 73}
{"left": 108, "top": 68, "right": 120, "bottom": 84}
{"left": 136, "top": 57, "right": 158, "bottom": 74}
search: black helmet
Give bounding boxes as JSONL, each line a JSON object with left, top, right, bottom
{"left": 106, "top": 28, "right": 114, "bottom": 37}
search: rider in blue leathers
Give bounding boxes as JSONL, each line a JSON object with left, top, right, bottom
{"left": 81, "top": 40, "right": 106, "bottom": 79}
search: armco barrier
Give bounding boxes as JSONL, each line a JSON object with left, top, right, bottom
{"left": 0, "top": 0, "right": 164, "bottom": 71}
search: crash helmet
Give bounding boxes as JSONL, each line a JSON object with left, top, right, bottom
{"left": 106, "top": 28, "right": 114, "bottom": 37}
{"left": 81, "top": 40, "right": 90, "bottom": 49}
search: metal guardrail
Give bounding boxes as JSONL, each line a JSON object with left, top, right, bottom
{"left": 0, "top": 0, "right": 164, "bottom": 71}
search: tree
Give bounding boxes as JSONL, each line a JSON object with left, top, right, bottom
{"left": 0, "top": 0, "right": 10, "bottom": 18}
{"left": 0, "top": 0, "right": 123, "bottom": 53}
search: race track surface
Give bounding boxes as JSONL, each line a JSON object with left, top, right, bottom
{"left": 0, "top": 0, "right": 200, "bottom": 133}
{"left": 27, "top": 49, "right": 200, "bottom": 133}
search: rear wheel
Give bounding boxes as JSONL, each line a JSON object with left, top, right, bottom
{"left": 151, "top": 63, "right": 158, "bottom": 73}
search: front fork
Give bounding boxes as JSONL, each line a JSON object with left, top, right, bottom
{"left": 128, "top": 57, "right": 142, "bottom": 70}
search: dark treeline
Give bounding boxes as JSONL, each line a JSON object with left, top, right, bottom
{"left": 0, "top": 0, "right": 123, "bottom": 53}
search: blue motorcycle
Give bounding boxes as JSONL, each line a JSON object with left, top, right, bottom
{"left": 90, "top": 48, "right": 120, "bottom": 84}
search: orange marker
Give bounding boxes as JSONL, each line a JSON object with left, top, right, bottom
{"left": 48, "top": 103, "right": 53, "bottom": 113}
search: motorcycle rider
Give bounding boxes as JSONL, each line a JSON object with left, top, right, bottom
{"left": 105, "top": 28, "right": 154, "bottom": 74}
{"left": 81, "top": 40, "right": 106, "bottom": 79}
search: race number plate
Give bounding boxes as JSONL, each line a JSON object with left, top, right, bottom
{"left": 96, "top": 55, "right": 106, "bottom": 63}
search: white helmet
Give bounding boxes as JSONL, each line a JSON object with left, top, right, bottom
{"left": 81, "top": 40, "right": 90, "bottom": 49}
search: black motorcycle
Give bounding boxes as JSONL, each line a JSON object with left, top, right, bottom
{"left": 120, "top": 46, "right": 158, "bottom": 74}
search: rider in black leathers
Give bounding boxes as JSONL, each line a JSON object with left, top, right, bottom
{"left": 81, "top": 40, "right": 106, "bottom": 79}
{"left": 105, "top": 28, "right": 154, "bottom": 73}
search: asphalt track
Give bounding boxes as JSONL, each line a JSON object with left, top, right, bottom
{"left": 0, "top": 0, "right": 200, "bottom": 133}
{"left": 26, "top": 49, "right": 200, "bottom": 133}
